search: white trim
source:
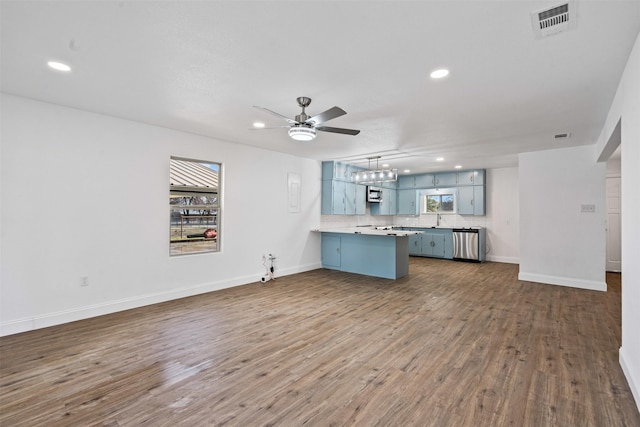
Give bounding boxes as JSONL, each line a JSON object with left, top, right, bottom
{"left": 620, "top": 346, "right": 640, "bottom": 413}
{"left": 486, "top": 255, "right": 520, "bottom": 264}
{"left": 0, "top": 262, "right": 322, "bottom": 337}
{"left": 517, "top": 272, "right": 607, "bottom": 291}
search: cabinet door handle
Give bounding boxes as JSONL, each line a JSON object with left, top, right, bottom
{"left": 337, "top": 247, "right": 340, "bottom": 254}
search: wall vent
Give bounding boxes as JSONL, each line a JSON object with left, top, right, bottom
{"left": 531, "top": 1, "right": 576, "bottom": 39}
{"left": 554, "top": 133, "right": 571, "bottom": 140}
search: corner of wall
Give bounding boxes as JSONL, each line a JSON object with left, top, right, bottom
{"left": 620, "top": 346, "right": 640, "bottom": 411}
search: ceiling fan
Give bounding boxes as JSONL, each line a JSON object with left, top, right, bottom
{"left": 253, "top": 97, "right": 360, "bottom": 142}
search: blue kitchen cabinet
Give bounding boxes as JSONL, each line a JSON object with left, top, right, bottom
{"left": 322, "top": 181, "right": 367, "bottom": 215}
{"left": 321, "top": 234, "right": 341, "bottom": 268}
{"left": 397, "top": 189, "right": 419, "bottom": 215}
{"left": 414, "top": 173, "right": 436, "bottom": 188}
{"left": 457, "top": 186, "right": 485, "bottom": 216}
{"left": 321, "top": 161, "right": 366, "bottom": 215}
{"left": 398, "top": 175, "right": 416, "bottom": 189}
{"left": 371, "top": 187, "right": 397, "bottom": 215}
{"left": 345, "top": 181, "right": 356, "bottom": 214}
{"left": 406, "top": 228, "right": 453, "bottom": 259}
{"left": 319, "top": 232, "right": 410, "bottom": 279}
{"left": 434, "top": 172, "right": 457, "bottom": 187}
{"left": 473, "top": 185, "right": 485, "bottom": 215}
{"left": 457, "top": 169, "right": 485, "bottom": 186}
{"left": 323, "top": 161, "right": 350, "bottom": 181}
{"left": 421, "top": 232, "right": 446, "bottom": 257}
{"left": 344, "top": 182, "right": 366, "bottom": 215}
{"left": 408, "top": 232, "right": 422, "bottom": 255}
{"left": 457, "top": 186, "right": 474, "bottom": 215}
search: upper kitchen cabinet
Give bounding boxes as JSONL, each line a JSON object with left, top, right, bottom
{"left": 322, "top": 161, "right": 349, "bottom": 181}
{"left": 414, "top": 173, "right": 436, "bottom": 188}
{"left": 457, "top": 186, "right": 485, "bottom": 216}
{"left": 322, "top": 180, "right": 366, "bottom": 215}
{"left": 397, "top": 189, "right": 419, "bottom": 215}
{"left": 457, "top": 169, "right": 485, "bottom": 186}
{"left": 322, "top": 161, "right": 367, "bottom": 215}
{"left": 434, "top": 172, "right": 457, "bottom": 187}
{"left": 370, "top": 187, "right": 397, "bottom": 215}
{"left": 398, "top": 175, "right": 416, "bottom": 189}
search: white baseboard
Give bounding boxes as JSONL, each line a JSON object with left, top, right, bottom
{"left": 486, "top": 255, "right": 519, "bottom": 264}
{"left": 620, "top": 346, "right": 640, "bottom": 413}
{"left": 517, "top": 272, "right": 607, "bottom": 291}
{"left": 0, "top": 262, "right": 322, "bottom": 337}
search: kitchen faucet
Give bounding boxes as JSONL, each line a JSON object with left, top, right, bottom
{"left": 437, "top": 213, "right": 441, "bottom": 226}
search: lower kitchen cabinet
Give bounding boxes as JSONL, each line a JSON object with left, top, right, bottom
{"left": 406, "top": 228, "right": 453, "bottom": 259}
{"left": 319, "top": 232, "right": 410, "bottom": 279}
{"left": 421, "top": 232, "right": 446, "bottom": 257}
{"left": 321, "top": 234, "right": 341, "bottom": 268}
{"left": 408, "top": 233, "right": 421, "bottom": 255}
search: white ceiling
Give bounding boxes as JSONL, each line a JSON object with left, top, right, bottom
{"left": 2, "top": 1, "right": 639, "bottom": 174}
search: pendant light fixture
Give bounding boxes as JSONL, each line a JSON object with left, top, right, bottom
{"left": 351, "top": 156, "right": 397, "bottom": 184}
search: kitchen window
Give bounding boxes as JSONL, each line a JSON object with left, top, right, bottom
{"left": 424, "top": 194, "right": 454, "bottom": 213}
{"left": 169, "top": 157, "right": 221, "bottom": 256}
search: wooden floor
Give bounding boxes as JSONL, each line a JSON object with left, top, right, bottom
{"left": 1, "top": 259, "right": 638, "bottom": 426}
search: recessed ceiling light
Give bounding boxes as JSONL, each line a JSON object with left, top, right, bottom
{"left": 436, "top": 157, "right": 445, "bottom": 162}
{"left": 382, "top": 163, "right": 389, "bottom": 168}
{"left": 430, "top": 69, "right": 449, "bottom": 79}
{"left": 454, "top": 165, "right": 462, "bottom": 169}
{"left": 404, "top": 169, "right": 411, "bottom": 173}
{"left": 47, "top": 61, "right": 71, "bottom": 72}
{"left": 252, "top": 122, "right": 265, "bottom": 128}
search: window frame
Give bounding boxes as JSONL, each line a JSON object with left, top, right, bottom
{"left": 169, "top": 156, "right": 222, "bottom": 257}
{"left": 422, "top": 193, "right": 455, "bottom": 214}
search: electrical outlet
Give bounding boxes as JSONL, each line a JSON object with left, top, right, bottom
{"left": 581, "top": 204, "right": 595, "bottom": 213}
{"left": 80, "top": 276, "right": 89, "bottom": 287}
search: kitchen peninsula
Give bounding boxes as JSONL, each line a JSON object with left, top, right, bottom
{"left": 313, "top": 227, "right": 422, "bottom": 280}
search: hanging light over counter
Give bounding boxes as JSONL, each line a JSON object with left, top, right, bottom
{"left": 351, "top": 156, "right": 398, "bottom": 184}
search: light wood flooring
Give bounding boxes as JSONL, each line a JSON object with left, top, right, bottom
{"left": 1, "top": 259, "right": 638, "bottom": 426}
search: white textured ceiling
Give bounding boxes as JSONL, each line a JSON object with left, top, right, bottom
{"left": 2, "top": 1, "right": 639, "bottom": 173}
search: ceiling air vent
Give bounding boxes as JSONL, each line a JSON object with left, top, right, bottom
{"left": 531, "top": 1, "right": 576, "bottom": 39}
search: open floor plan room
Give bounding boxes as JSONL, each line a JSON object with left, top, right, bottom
{"left": 1, "top": 260, "right": 637, "bottom": 426}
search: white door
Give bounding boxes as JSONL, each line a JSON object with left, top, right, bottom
{"left": 606, "top": 177, "right": 621, "bottom": 272}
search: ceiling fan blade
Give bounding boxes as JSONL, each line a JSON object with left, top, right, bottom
{"left": 248, "top": 126, "right": 291, "bottom": 130}
{"left": 306, "top": 106, "right": 346, "bottom": 125}
{"left": 316, "top": 126, "right": 360, "bottom": 136}
{"left": 253, "top": 106, "right": 298, "bottom": 124}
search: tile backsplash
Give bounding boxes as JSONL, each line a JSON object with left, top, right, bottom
{"left": 320, "top": 212, "right": 488, "bottom": 229}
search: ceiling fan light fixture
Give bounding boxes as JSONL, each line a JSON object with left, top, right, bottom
{"left": 288, "top": 126, "right": 316, "bottom": 142}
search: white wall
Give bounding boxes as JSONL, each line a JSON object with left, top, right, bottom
{"left": 322, "top": 167, "right": 521, "bottom": 264}
{"left": 596, "top": 31, "right": 640, "bottom": 411}
{"left": 518, "top": 145, "right": 606, "bottom": 291}
{"left": 0, "top": 94, "right": 322, "bottom": 335}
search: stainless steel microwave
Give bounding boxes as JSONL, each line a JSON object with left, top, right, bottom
{"left": 367, "top": 186, "right": 382, "bottom": 202}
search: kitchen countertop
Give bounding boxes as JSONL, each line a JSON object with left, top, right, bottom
{"left": 312, "top": 226, "right": 423, "bottom": 237}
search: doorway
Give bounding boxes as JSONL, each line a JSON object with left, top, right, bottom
{"left": 606, "top": 150, "right": 621, "bottom": 272}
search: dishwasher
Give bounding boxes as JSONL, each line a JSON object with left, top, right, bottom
{"left": 452, "top": 228, "right": 485, "bottom": 262}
